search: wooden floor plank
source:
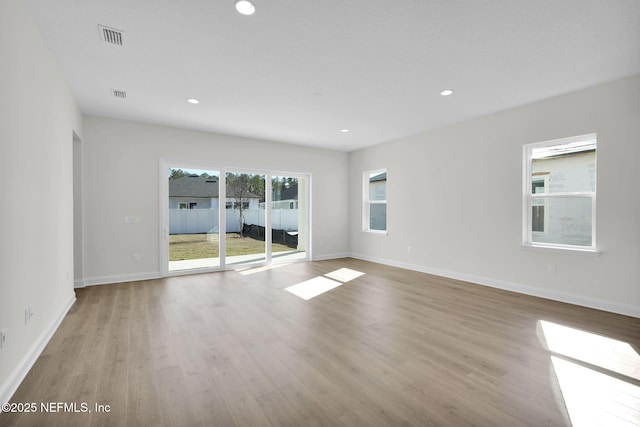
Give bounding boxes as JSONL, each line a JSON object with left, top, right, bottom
{"left": 2, "top": 258, "right": 639, "bottom": 426}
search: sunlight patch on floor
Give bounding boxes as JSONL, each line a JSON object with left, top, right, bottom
{"left": 237, "top": 263, "right": 291, "bottom": 275}
{"left": 540, "top": 320, "right": 640, "bottom": 380}
{"left": 539, "top": 320, "right": 640, "bottom": 426}
{"left": 324, "top": 268, "right": 365, "bottom": 283}
{"left": 550, "top": 356, "right": 639, "bottom": 426}
{"left": 285, "top": 276, "right": 344, "bottom": 300}
{"left": 285, "top": 268, "right": 365, "bottom": 300}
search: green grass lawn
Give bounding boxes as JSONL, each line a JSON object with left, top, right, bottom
{"left": 169, "top": 233, "right": 293, "bottom": 261}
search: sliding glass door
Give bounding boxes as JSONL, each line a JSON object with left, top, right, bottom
{"left": 225, "top": 171, "right": 266, "bottom": 266}
{"left": 162, "top": 162, "right": 310, "bottom": 274}
{"left": 272, "top": 175, "right": 308, "bottom": 263}
{"left": 167, "top": 167, "right": 221, "bottom": 271}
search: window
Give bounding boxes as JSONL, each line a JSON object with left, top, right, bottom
{"left": 364, "top": 169, "right": 387, "bottom": 232}
{"left": 178, "top": 202, "right": 197, "bottom": 209}
{"left": 226, "top": 201, "right": 249, "bottom": 209}
{"left": 531, "top": 176, "right": 548, "bottom": 232}
{"left": 523, "top": 134, "right": 596, "bottom": 251}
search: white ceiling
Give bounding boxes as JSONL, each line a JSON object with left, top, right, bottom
{"left": 25, "top": 0, "right": 640, "bottom": 152}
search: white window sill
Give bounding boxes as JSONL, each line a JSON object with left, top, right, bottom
{"left": 363, "top": 229, "right": 388, "bottom": 235}
{"left": 521, "top": 244, "right": 600, "bottom": 256}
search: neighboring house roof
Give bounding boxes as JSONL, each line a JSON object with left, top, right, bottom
{"left": 169, "top": 175, "right": 260, "bottom": 199}
{"left": 370, "top": 172, "right": 386, "bottom": 182}
{"left": 170, "top": 175, "right": 220, "bottom": 198}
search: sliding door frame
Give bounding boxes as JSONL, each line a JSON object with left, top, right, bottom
{"left": 160, "top": 159, "right": 311, "bottom": 277}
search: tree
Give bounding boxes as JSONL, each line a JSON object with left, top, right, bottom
{"left": 272, "top": 177, "right": 298, "bottom": 198}
{"left": 226, "top": 173, "right": 263, "bottom": 236}
{"left": 248, "top": 174, "right": 266, "bottom": 202}
{"left": 272, "top": 176, "right": 284, "bottom": 196}
{"left": 169, "top": 168, "right": 188, "bottom": 180}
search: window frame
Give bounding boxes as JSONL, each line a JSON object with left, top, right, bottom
{"left": 363, "top": 168, "right": 387, "bottom": 234}
{"left": 531, "top": 174, "right": 549, "bottom": 233}
{"left": 523, "top": 134, "right": 597, "bottom": 252}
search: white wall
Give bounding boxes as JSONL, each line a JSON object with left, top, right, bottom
{"left": 349, "top": 75, "right": 640, "bottom": 317}
{"left": 0, "top": 0, "right": 82, "bottom": 403}
{"left": 82, "top": 116, "right": 349, "bottom": 284}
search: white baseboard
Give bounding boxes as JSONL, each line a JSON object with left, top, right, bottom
{"left": 83, "top": 271, "right": 161, "bottom": 287}
{"left": 83, "top": 255, "right": 351, "bottom": 285}
{"left": 350, "top": 253, "right": 640, "bottom": 318}
{"left": 74, "top": 279, "right": 85, "bottom": 288}
{"left": 0, "top": 292, "right": 76, "bottom": 405}
{"left": 72, "top": 256, "right": 640, "bottom": 318}
{"left": 313, "top": 252, "right": 350, "bottom": 261}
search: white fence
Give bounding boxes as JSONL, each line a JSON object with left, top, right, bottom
{"left": 169, "top": 209, "right": 299, "bottom": 234}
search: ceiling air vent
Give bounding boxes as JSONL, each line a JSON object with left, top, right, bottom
{"left": 99, "top": 25, "right": 124, "bottom": 46}
{"left": 112, "top": 89, "right": 127, "bottom": 99}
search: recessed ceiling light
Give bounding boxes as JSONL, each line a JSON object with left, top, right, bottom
{"left": 235, "top": 0, "right": 255, "bottom": 15}
{"left": 187, "top": 98, "right": 200, "bottom": 104}
{"left": 341, "top": 129, "right": 350, "bottom": 133}
{"left": 440, "top": 89, "right": 454, "bottom": 96}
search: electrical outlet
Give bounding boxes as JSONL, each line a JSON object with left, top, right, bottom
{"left": 548, "top": 265, "right": 556, "bottom": 275}
{"left": 407, "top": 246, "right": 412, "bottom": 253}
{"left": 25, "top": 306, "right": 34, "bottom": 324}
{"left": 0, "top": 329, "right": 6, "bottom": 349}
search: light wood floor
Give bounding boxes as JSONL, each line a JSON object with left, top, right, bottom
{"left": 2, "top": 258, "right": 639, "bottom": 426}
